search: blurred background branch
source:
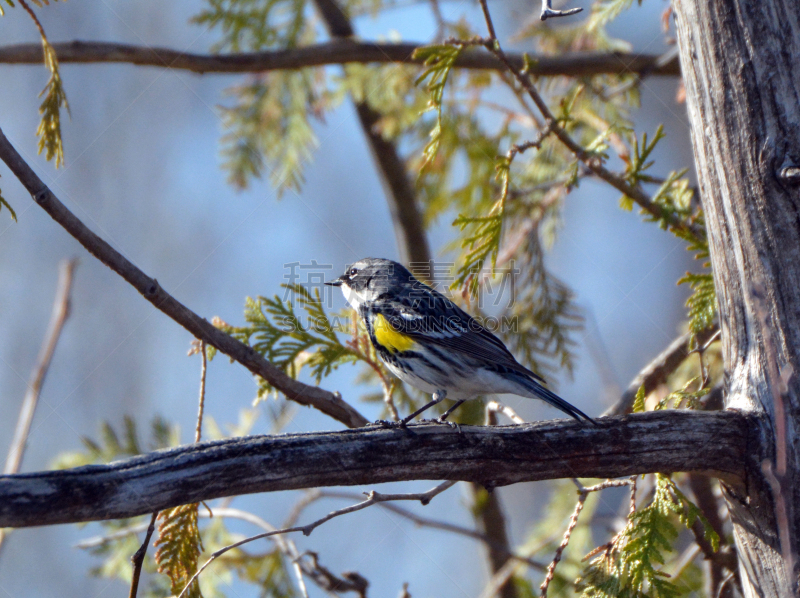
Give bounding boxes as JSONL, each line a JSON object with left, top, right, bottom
{"left": 0, "top": 40, "right": 682, "bottom": 77}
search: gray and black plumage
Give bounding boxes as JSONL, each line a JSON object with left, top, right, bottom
{"left": 325, "top": 257, "right": 594, "bottom": 425}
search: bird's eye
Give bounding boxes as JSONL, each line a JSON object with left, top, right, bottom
{"left": 349, "top": 268, "right": 358, "bottom": 277}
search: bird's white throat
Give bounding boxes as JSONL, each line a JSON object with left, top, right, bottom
{"left": 341, "top": 283, "right": 369, "bottom": 313}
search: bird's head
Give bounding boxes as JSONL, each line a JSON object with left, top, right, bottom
{"left": 325, "top": 257, "right": 415, "bottom": 312}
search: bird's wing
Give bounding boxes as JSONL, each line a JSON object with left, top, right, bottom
{"left": 370, "top": 290, "right": 545, "bottom": 383}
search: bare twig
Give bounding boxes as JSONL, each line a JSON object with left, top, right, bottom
{"left": 0, "top": 259, "right": 78, "bottom": 551}
{"left": 539, "top": 498, "right": 585, "bottom": 597}
{"left": 292, "top": 558, "right": 310, "bottom": 598}
{"left": 0, "top": 259, "right": 76, "bottom": 554}
{"left": 539, "top": 479, "right": 634, "bottom": 597}
{"left": 195, "top": 341, "right": 207, "bottom": 443}
{"left": 283, "top": 489, "right": 324, "bottom": 528}
{"left": 128, "top": 511, "right": 158, "bottom": 598}
{"left": 0, "top": 127, "right": 368, "bottom": 429}
{"left": 283, "top": 488, "right": 547, "bottom": 571}
{"left": 177, "top": 481, "right": 455, "bottom": 598}
{"left": 495, "top": 126, "right": 556, "bottom": 205}
{"left": 78, "top": 507, "right": 369, "bottom": 597}
{"left": 485, "top": 401, "right": 525, "bottom": 425}
{"left": 17, "top": 0, "right": 47, "bottom": 39}
{"left": 0, "top": 40, "right": 682, "bottom": 77}
{"left": 478, "top": 558, "right": 518, "bottom": 598}
{"left": 669, "top": 543, "right": 701, "bottom": 580}
{"left": 628, "top": 476, "right": 638, "bottom": 517}
{"left": 4, "top": 259, "right": 76, "bottom": 476}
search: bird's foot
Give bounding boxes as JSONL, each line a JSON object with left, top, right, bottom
{"left": 372, "top": 419, "right": 418, "bottom": 434}
{"left": 419, "top": 418, "right": 461, "bottom": 432}
{"left": 373, "top": 419, "right": 404, "bottom": 429}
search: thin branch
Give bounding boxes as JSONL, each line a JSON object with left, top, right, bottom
{"left": 128, "top": 512, "right": 158, "bottom": 598}
{"left": 540, "top": 479, "right": 634, "bottom": 597}
{"left": 478, "top": 0, "right": 499, "bottom": 40}
{"left": 312, "top": 490, "right": 547, "bottom": 571}
{"left": 177, "top": 481, "right": 455, "bottom": 598}
{"left": 284, "top": 490, "right": 324, "bottom": 528}
{"left": 17, "top": 0, "right": 46, "bottom": 39}
{"left": 0, "top": 40, "right": 682, "bottom": 78}
{"left": 0, "top": 259, "right": 75, "bottom": 554}
{"left": 78, "top": 507, "right": 370, "bottom": 598}
{"left": 0, "top": 127, "right": 369, "bottom": 430}
{"left": 292, "top": 558, "right": 310, "bottom": 598}
{"left": 478, "top": 558, "right": 518, "bottom": 598}
{"left": 4, "top": 258, "right": 76, "bottom": 475}
{"left": 669, "top": 543, "right": 701, "bottom": 580}
{"left": 1, "top": 411, "right": 752, "bottom": 528}
{"left": 195, "top": 341, "right": 207, "bottom": 443}
{"left": 485, "top": 400, "right": 525, "bottom": 425}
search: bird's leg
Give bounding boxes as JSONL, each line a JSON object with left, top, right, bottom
{"left": 396, "top": 390, "right": 448, "bottom": 427}
{"left": 437, "top": 399, "right": 466, "bottom": 423}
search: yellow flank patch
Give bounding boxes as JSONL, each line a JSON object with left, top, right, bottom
{"left": 373, "top": 313, "right": 415, "bottom": 353}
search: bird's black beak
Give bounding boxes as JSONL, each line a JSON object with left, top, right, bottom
{"left": 324, "top": 276, "right": 344, "bottom": 287}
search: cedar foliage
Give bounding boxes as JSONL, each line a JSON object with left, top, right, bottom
{"left": 154, "top": 505, "right": 205, "bottom": 598}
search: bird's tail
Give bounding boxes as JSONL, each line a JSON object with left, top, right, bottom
{"left": 515, "top": 374, "right": 596, "bottom": 424}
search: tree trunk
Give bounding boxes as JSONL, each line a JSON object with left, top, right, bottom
{"left": 673, "top": 0, "right": 800, "bottom": 595}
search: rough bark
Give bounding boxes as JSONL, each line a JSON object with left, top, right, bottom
{"left": 673, "top": 0, "right": 800, "bottom": 594}
{"left": 0, "top": 411, "right": 752, "bottom": 528}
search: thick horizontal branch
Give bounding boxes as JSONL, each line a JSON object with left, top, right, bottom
{"left": 0, "top": 411, "right": 753, "bottom": 528}
{"left": 0, "top": 39, "right": 680, "bottom": 77}
{"left": 0, "top": 127, "right": 368, "bottom": 429}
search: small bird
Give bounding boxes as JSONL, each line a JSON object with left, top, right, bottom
{"left": 325, "top": 257, "right": 593, "bottom": 426}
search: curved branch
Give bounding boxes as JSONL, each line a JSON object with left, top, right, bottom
{"left": 0, "top": 127, "right": 369, "bottom": 429}
{"left": 0, "top": 40, "right": 681, "bottom": 78}
{"left": 0, "top": 411, "right": 753, "bottom": 528}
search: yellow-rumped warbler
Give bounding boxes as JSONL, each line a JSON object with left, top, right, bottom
{"left": 325, "top": 257, "right": 594, "bottom": 426}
